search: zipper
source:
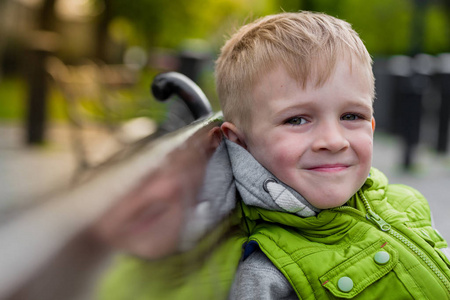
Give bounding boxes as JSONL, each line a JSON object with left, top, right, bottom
{"left": 358, "top": 190, "right": 391, "bottom": 232}
{"left": 357, "top": 190, "right": 450, "bottom": 293}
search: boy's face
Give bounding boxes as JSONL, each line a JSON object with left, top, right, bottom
{"left": 224, "top": 60, "right": 373, "bottom": 209}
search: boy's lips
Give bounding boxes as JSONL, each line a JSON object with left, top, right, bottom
{"left": 306, "top": 164, "right": 350, "bottom": 172}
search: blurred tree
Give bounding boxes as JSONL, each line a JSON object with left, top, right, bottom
{"left": 423, "top": 1, "right": 450, "bottom": 54}
{"left": 25, "top": 0, "right": 57, "bottom": 144}
{"left": 313, "top": 0, "right": 414, "bottom": 55}
{"left": 96, "top": 0, "right": 114, "bottom": 62}
{"left": 92, "top": 0, "right": 279, "bottom": 56}
{"left": 295, "top": 0, "right": 450, "bottom": 56}
{"left": 91, "top": 0, "right": 450, "bottom": 60}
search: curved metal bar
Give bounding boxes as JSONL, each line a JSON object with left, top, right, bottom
{"left": 151, "top": 72, "right": 213, "bottom": 120}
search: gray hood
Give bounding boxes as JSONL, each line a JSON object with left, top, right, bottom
{"left": 179, "top": 138, "right": 320, "bottom": 250}
{"left": 225, "top": 139, "right": 319, "bottom": 215}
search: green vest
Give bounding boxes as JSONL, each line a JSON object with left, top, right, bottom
{"left": 242, "top": 168, "right": 450, "bottom": 299}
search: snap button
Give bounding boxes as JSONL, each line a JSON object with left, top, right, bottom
{"left": 337, "top": 276, "right": 353, "bottom": 292}
{"left": 263, "top": 178, "right": 278, "bottom": 193}
{"left": 374, "top": 251, "right": 390, "bottom": 265}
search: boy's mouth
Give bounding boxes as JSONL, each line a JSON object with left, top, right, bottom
{"left": 306, "top": 164, "right": 349, "bottom": 172}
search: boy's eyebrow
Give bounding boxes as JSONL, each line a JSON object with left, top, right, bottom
{"left": 341, "top": 101, "right": 374, "bottom": 113}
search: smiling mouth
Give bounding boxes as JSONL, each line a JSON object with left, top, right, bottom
{"left": 307, "top": 164, "right": 349, "bottom": 172}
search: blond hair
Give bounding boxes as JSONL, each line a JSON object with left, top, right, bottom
{"left": 215, "top": 11, "right": 374, "bottom": 129}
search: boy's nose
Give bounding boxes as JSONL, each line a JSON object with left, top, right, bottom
{"left": 311, "top": 122, "right": 350, "bottom": 153}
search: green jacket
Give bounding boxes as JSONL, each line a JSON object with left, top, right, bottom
{"left": 241, "top": 168, "right": 450, "bottom": 299}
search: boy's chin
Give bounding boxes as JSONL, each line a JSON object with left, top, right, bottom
{"left": 305, "top": 194, "right": 353, "bottom": 209}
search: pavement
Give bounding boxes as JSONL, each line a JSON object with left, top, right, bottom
{"left": 1, "top": 121, "right": 449, "bottom": 242}
{"left": 0, "top": 122, "right": 76, "bottom": 211}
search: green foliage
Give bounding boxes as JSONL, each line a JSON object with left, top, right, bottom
{"left": 0, "top": 77, "right": 68, "bottom": 121}
{"left": 423, "top": 5, "right": 450, "bottom": 54}
{"left": 105, "top": 0, "right": 275, "bottom": 49}
{"left": 278, "top": 0, "right": 450, "bottom": 56}
{"left": 104, "top": 0, "right": 450, "bottom": 56}
{"left": 0, "top": 78, "right": 26, "bottom": 120}
{"left": 336, "top": 0, "right": 414, "bottom": 55}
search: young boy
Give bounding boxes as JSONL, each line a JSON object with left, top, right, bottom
{"left": 97, "top": 11, "right": 450, "bottom": 300}
{"left": 215, "top": 11, "right": 450, "bottom": 299}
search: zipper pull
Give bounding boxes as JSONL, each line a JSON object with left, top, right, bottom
{"left": 358, "top": 190, "right": 391, "bottom": 232}
{"left": 366, "top": 211, "right": 391, "bottom": 231}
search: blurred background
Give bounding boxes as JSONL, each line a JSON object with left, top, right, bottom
{"left": 1, "top": 0, "right": 450, "bottom": 299}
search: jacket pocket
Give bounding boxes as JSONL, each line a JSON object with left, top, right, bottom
{"left": 319, "top": 239, "right": 398, "bottom": 299}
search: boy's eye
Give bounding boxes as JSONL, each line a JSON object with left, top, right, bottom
{"left": 341, "top": 113, "right": 360, "bottom": 121}
{"left": 286, "top": 117, "right": 307, "bottom": 126}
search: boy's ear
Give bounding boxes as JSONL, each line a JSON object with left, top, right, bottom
{"left": 207, "top": 127, "right": 223, "bottom": 152}
{"left": 221, "top": 122, "right": 248, "bottom": 149}
{"left": 372, "top": 117, "right": 376, "bottom": 132}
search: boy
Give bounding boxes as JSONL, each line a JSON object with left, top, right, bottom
{"left": 215, "top": 11, "right": 450, "bottom": 299}
{"left": 97, "top": 11, "right": 450, "bottom": 300}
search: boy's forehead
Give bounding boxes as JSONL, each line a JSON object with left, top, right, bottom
{"left": 249, "top": 61, "right": 373, "bottom": 112}
{"left": 251, "top": 57, "right": 373, "bottom": 97}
